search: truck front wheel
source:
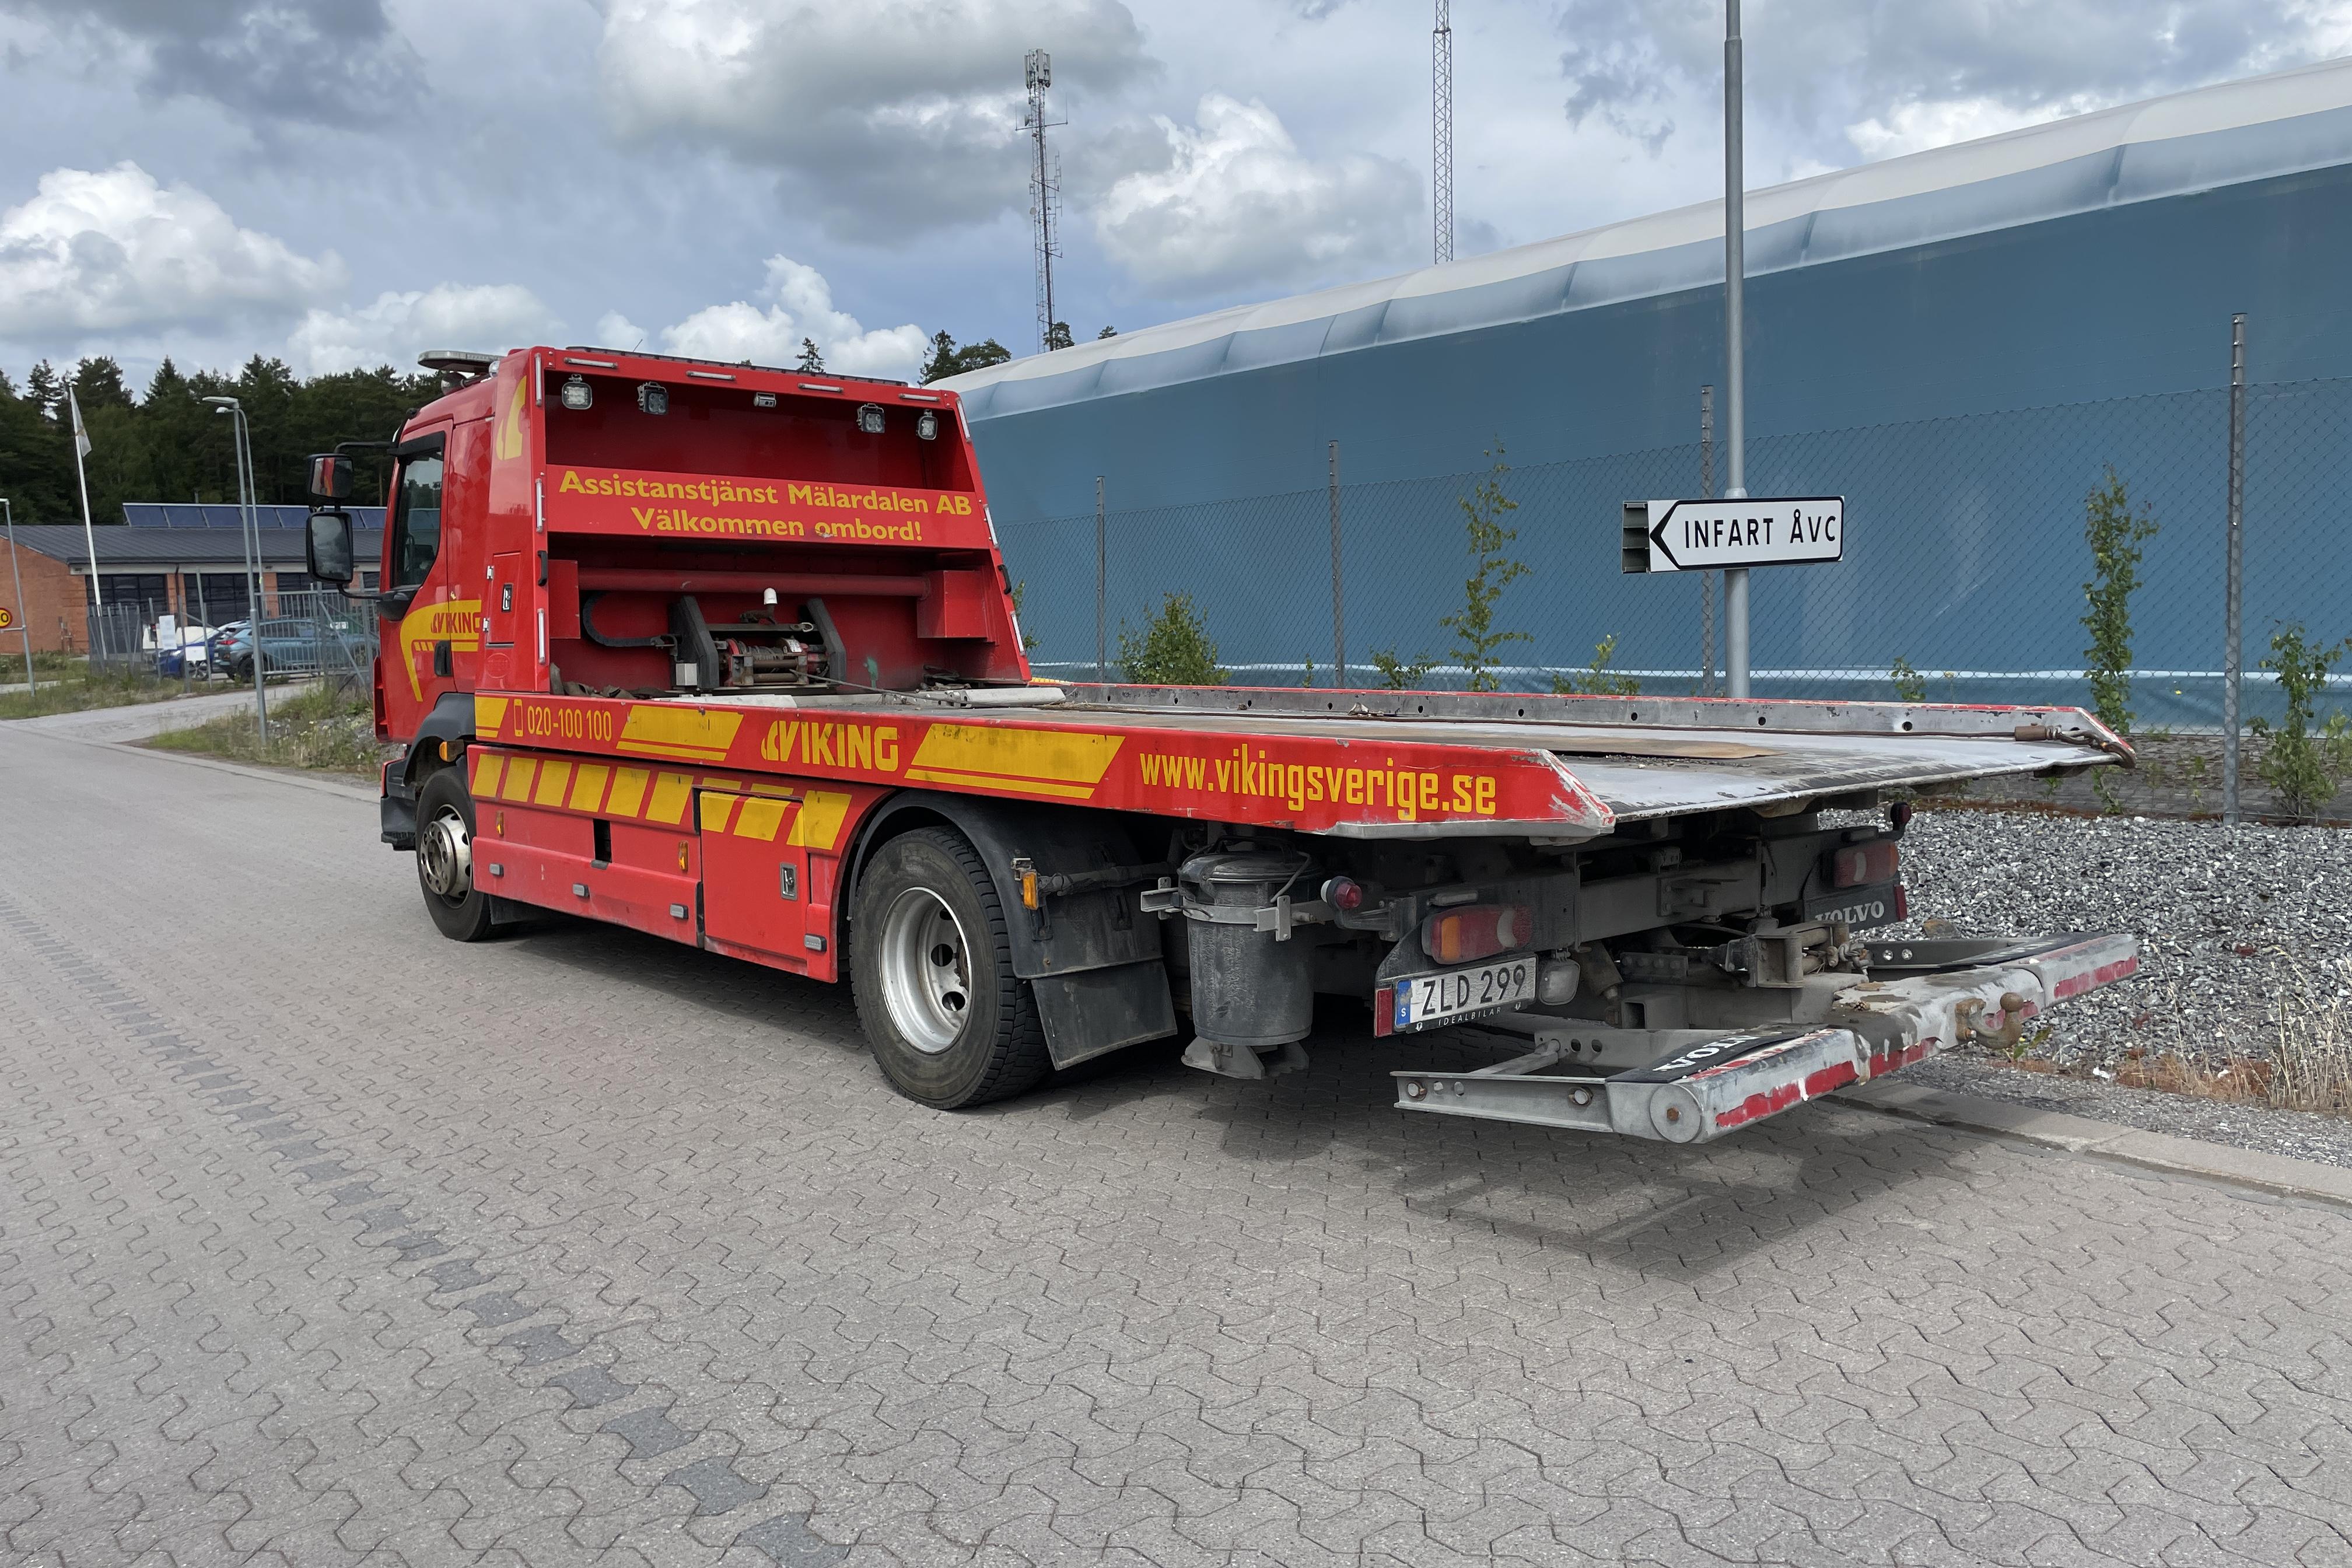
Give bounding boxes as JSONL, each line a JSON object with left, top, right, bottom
{"left": 852, "top": 827, "right": 1049, "bottom": 1109}
{"left": 414, "top": 768, "right": 496, "bottom": 942}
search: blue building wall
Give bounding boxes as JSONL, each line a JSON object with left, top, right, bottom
{"left": 965, "top": 161, "right": 2352, "bottom": 727}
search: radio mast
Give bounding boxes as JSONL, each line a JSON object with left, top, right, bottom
{"left": 1432, "top": 1, "right": 1454, "bottom": 263}
{"left": 1023, "top": 50, "right": 1066, "bottom": 353}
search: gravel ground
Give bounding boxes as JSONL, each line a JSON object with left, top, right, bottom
{"left": 1887, "top": 806, "right": 2352, "bottom": 1065}
{"left": 1856, "top": 804, "right": 2352, "bottom": 1165}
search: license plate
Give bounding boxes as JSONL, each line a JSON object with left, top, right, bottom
{"left": 1391, "top": 957, "right": 1535, "bottom": 1032}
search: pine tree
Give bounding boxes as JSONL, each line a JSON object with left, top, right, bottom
{"left": 24, "top": 360, "right": 64, "bottom": 420}
{"left": 795, "top": 337, "right": 826, "bottom": 373}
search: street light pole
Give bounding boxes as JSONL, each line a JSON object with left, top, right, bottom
{"left": 4, "top": 498, "right": 32, "bottom": 693}
{"left": 205, "top": 397, "right": 269, "bottom": 741}
{"left": 1721, "top": 0, "right": 1751, "bottom": 698}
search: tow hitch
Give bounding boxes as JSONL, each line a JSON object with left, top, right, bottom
{"left": 1393, "top": 932, "right": 2138, "bottom": 1142}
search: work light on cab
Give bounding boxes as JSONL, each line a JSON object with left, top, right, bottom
{"left": 916, "top": 411, "right": 939, "bottom": 441}
{"left": 560, "top": 375, "right": 592, "bottom": 410}
{"left": 636, "top": 382, "right": 668, "bottom": 415}
{"left": 856, "top": 403, "right": 886, "bottom": 435}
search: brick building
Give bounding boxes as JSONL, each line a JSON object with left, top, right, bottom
{"left": 2, "top": 504, "right": 384, "bottom": 654}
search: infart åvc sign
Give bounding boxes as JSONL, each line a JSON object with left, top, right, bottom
{"left": 1620, "top": 496, "right": 1845, "bottom": 573}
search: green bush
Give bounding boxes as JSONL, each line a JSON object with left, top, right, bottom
{"left": 1368, "top": 648, "right": 1437, "bottom": 690}
{"left": 2250, "top": 622, "right": 2352, "bottom": 820}
{"left": 2081, "top": 466, "right": 2158, "bottom": 736}
{"left": 1438, "top": 446, "right": 1531, "bottom": 692}
{"left": 1889, "top": 656, "right": 1927, "bottom": 704}
{"left": 1552, "top": 634, "right": 1640, "bottom": 696}
{"left": 1116, "top": 592, "right": 1228, "bottom": 686}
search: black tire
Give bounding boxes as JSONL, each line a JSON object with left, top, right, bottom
{"left": 851, "top": 827, "right": 1049, "bottom": 1110}
{"left": 414, "top": 768, "right": 497, "bottom": 942}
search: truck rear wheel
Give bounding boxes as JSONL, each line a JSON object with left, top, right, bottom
{"left": 852, "top": 827, "right": 1049, "bottom": 1109}
{"left": 414, "top": 768, "right": 497, "bottom": 942}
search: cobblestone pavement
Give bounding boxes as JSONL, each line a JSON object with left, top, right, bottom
{"left": 5, "top": 726, "right": 2351, "bottom": 1567}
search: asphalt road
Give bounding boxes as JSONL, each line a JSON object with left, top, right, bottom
{"left": 4, "top": 724, "right": 2350, "bottom": 1567}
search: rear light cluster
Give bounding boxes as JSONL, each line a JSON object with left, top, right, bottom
{"left": 1420, "top": 903, "right": 1532, "bottom": 965}
{"left": 1831, "top": 839, "right": 1899, "bottom": 888}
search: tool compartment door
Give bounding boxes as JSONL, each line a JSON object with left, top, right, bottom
{"left": 697, "top": 789, "right": 828, "bottom": 978}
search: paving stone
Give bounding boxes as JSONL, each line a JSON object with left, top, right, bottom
{"left": 601, "top": 1406, "right": 694, "bottom": 1461}
{"left": 3, "top": 729, "right": 2349, "bottom": 1568}
{"left": 663, "top": 1457, "right": 768, "bottom": 1518}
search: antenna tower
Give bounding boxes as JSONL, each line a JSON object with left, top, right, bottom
{"left": 1432, "top": 1, "right": 1453, "bottom": 263}
{"left": 1024, "top": 50, "right": 1066, "bottom": 354}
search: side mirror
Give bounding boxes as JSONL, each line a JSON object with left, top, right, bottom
{"left": 307, "top": 509, "right": 355, "bottom": 587}
{"left": 307, "top": 453, "right": 354, "bottom": 503}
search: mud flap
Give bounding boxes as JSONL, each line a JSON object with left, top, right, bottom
{"left": 1034, "top": 958, "right": 1179, "bottom": 1070}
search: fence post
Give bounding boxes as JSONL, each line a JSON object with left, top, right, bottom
{"left": 1328, "top": 441, "right": 1345, "bottom": 687}
{"left": 1094, "top": 476, "right": 1107, "bottom": 685}
{"left": 2222, "top": 313, "right": 2246, "bottom": 827}
{"left": 1699, "top": 385, "right": 1715, "bottom": 696}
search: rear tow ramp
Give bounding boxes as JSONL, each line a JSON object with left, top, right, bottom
{"left": 1392, "top": 932, "right": 2138, "bottom": 1143}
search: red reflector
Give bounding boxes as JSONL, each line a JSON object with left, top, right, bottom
{"left": 1832, "top": 839, "right": 1899, "bottom": 888}
{"left": 1419, "top": 904, "right": 1532, "bottom": 965}
{"left": 1895, "top": 883, "right": 1908, "bottom": 922}
{"left": 1372, "top": 985, "right": 1395, "bottom": 1037}
{"left": 1321, "top": 875, "right": 1365, "bottom": 912}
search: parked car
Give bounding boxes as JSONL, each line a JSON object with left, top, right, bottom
{"left": 206, "top": 620, "right": 250, "bottom": 679}
{"left": 154, "top": 618, "right": 215, "bottom": 678}
{"left": 219, "top": 617, "right": 372, "bottom": 682}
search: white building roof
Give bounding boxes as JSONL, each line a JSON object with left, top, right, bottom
{"left": 946, "top": 56, "right": 2352, "bottom": 413}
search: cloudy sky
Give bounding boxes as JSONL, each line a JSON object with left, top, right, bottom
{"left": 2, "top": 0, "right": 2347, "bottom": 388}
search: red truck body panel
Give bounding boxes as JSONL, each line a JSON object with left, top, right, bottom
{"left": 376, "top": 349, "right": 1027, "bottom": 748}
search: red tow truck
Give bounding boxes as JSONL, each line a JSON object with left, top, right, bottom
{"left": 302, "top": 345, "right": 2139, "bottom": 1140}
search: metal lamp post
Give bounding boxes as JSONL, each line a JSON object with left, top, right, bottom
{"left": 1721, "top": 0, "right": 1751, "bottom": 698}
{"left": 204, "top": 397, "right": 269, "bottom": 741}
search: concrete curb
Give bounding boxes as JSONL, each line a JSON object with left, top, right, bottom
{"left": 1845, "top": 1080, "right": 2352, "bottom": 1209}
{"left": 100, "top": 740, "right": 379, "bottom": 802}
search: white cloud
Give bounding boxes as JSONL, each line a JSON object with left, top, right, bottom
{"left": 620, "top": 255, "right": 929, "bottom": 380}
{"left": 1556, "top": 0, "right": 2352, "bottom": 175}
{"left": 1093, "top": 94, "right": 1419, "bottom": 292}
{"left": 594, "top": 312, "right": 649, "bottom": 351}
{"left": 0, "top": 162, "right": 344, "bottom": 340}
{"left": 592, "top": 0, "right": 1154, "bottom": 238}
{"left": 287, "top": 284, "right": 562, "bottom": 375}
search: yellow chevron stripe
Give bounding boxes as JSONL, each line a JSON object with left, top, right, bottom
{"left": 646, "top": 771, "right": 692, "bottom": 825}
{"left": 785, "top": 790, "right": 853, "bottom": 850}
{"left": 732, "top": 798, "right": 788, "bottom": 841}
{"left": 568, "top": 764, "right": 610, "bottom": 813}
{"left": 607, "top": 766, "right": 650, "bottom": 817}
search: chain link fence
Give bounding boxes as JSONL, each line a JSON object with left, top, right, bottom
{"left": 999, "top": 376, "right": 2352, "bottom": 733}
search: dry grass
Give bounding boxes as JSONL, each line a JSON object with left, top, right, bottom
{"left": 2105, "top": 951, "right": 2352, "bottom": 1118}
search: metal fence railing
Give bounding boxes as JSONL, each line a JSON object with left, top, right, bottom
{"left": 86, "top": 587, "right": 377, "bottom": 699}
{"left": 995, "top": 376, "right": 2352, "bottom": 735}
